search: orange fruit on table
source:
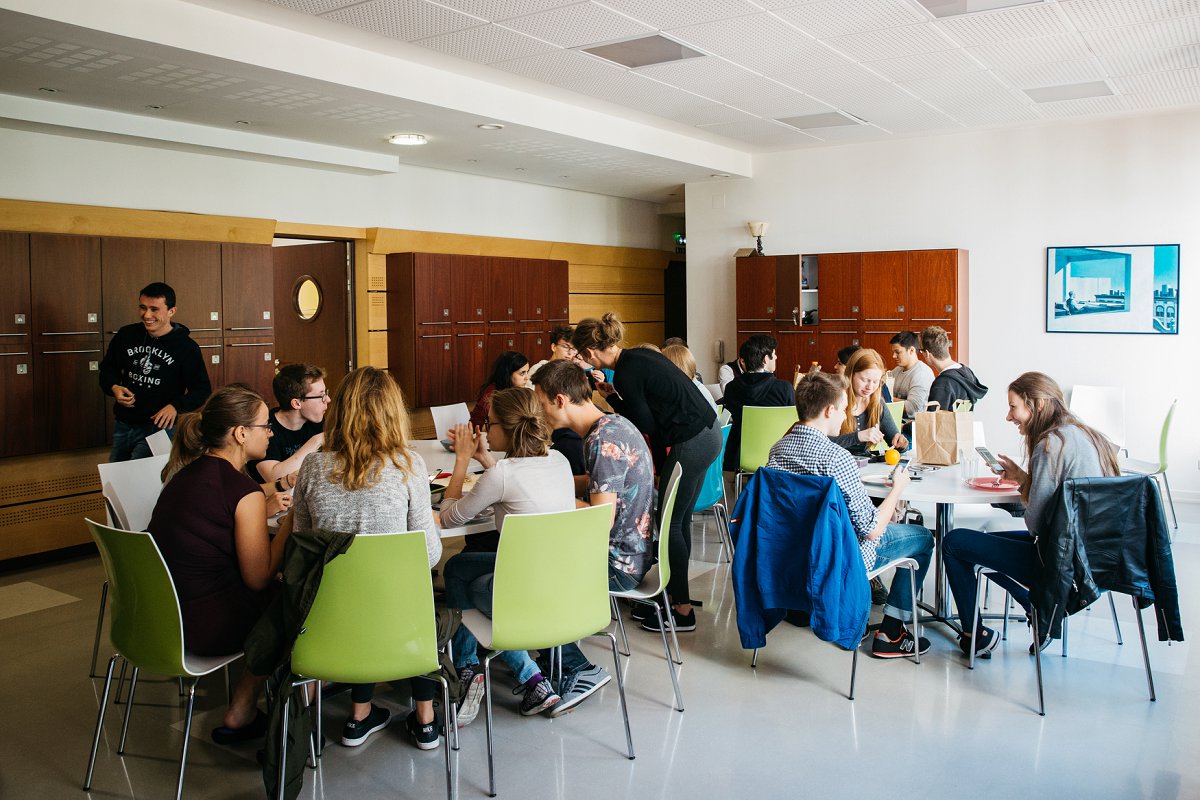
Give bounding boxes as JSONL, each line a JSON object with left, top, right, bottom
{"left": 884, "top": 448, "right": 901, "bottom": 466}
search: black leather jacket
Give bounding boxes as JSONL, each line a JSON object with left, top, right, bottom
{"left": 1032, "top": 475, "right": 1183, "bottom": 642}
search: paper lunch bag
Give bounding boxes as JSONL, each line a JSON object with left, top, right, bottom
{"left": 913, "top": 400, "right": 974, "bottom": 466}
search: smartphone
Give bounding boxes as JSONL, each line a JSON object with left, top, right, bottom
{"left": 975, "top": 446, "right": 1004, "bottom": 474}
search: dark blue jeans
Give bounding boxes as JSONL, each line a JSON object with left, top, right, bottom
{"left": 942, "top": 527, "right": 1033, "bottom": 631}
{"left": 871, "top": 522, "right": 934, "bottom": 623}
{"left": 558, "top": 567, "right": 640, "bottom": 676}
{"left": 110, "top": 420, "right": 169, "bottom": 462}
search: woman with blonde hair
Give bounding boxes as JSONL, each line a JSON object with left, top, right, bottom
{"left": 829, "top": 347, "right": 907, "bottom": 456}
{"left": 149, "top": 384, "right": 290, "bottom": 744}
{"left": 440, "top": 387, "right": 576, "bottom": 719}
{"left": 289, "top": 366, "right": 444, "bottom": 750}
{"left": 663, "top": 342, "right": 719, "bottom": 412}
{"left": 943, "top": 371, "right": 1119, "bottom": 660}
{"left": 572, "top": 313, "right": 721, "bottom": 634}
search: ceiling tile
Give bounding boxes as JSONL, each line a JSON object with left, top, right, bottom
{"left": 1032, "top": 94, "right": 1127, "bottom": 118}
{"left": 1111, "top": 66, "right": 1200, "bottom": 92}
{"left": 778, "top": 64, "right": 912, "bottom": 106}
{"left": 323, "top": 0, "right": 484, "bottom": 41}
{"left": 935, "top": 3, "right": 1071, "bottom": 47}
{"left": 994, "top": 56, "right": 1107, "bottom": 88}
{"left": 732, "top": 42, "right": 853, "bottom": 75}
{"left": 557, "top": 65, "right": 669, "bottom": 98}
{"left": 1099, "top": 43, "right": 1200, "bottom": 75}
{"left": 940, "top": 96, "right": 1040, "bottom": 125}
{"left": 825, "top": 22, "right": 958, "bottom": 61}
{"left": 1083, "top": 16, "right": 1200, "bottom": 55}
{"left": 1058, "top": 0, "right": 1200, "bottom": 32}
{"left": 965, "top": 33, "right": 1092, "bottom": 68}
{"left": 0, "top": 37, "right": 136, "bottom": 73}
{"left": 645, "top": 100, "right": 761, "bottom": 126}
{"left": 716, "top": 80, "right": 834, "bottom": 117}
{"left": 492, "top": 47, "right": 627, "bottom": 84}
{"left": 866, "top": 48, "right": 984, "bottom": 82}
{"left": 597, "top": 0, "right": 763, "bottom": 31}
{"left": 225, "top": 85, "right": 338, "bottom": 109}
{"left": 416, "top": 23, "right": 558, "bottom": 62}
{"left": 1121, "top": 83, "right": 1200, "bottom": 108}
{"left": 433, "top": 0, "right": 579, "bottom": 22}
{"left": 636, "top": 55, "right": 760, "bottom": 91}
{"left": 266, "top": 0, "right": 363, "bottom": 13}
{"left": 310, "top": 102, "right": 416, "bottom": 124}
{"left": 696, "top": 117, "right": 823, "bottom": 147}
{"left": 803, "top": 122, "right": 891, "bottom": 141}
{"left": 117, "top": 63, "right": 246, "bottom": 91}
{"left": 501, "top": 1, "right": 654, "bottom": 48}
{"left": 773, "top": 0, "right": 928, "bottom": 39}
{"left": 859, "top": 99, "right": 960, "bottom": 132}
{"left": 665, "top": 13, "right": 818, "bottom": 57}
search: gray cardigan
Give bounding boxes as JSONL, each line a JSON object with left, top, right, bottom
{"left": 1024, "top": 424, "right": 1107, "bottom": 537}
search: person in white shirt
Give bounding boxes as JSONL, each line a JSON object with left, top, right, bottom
{"left": 888, "top": 331, "right": 934, "bottom": 420}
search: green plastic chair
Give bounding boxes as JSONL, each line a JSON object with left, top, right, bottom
{"left": 282, "top": 531, "right": 452, "bottom": 800}
{"left": 735, "top": 405, "right": 799, "bottom": 496}
{"left": 1121, "top": 399, "right": 1177, "bottom": 529}
{"left": 460, "top": 503, "right": 633, "bottom": 796}
{"left": 886, "top": 400, "right": 904, "bottom": 430}
{"left": 611, "top": 463, "right": 684, "bottom": 711}
{"left": 83, "top": 519, "right": 244, "bottom": 800}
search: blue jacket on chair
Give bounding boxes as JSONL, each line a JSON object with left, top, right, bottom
{"left": 730, "top": 468, "right": 870, "bottom": 651}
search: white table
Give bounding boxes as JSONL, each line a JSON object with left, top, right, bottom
{"left": 411, "top": 439, "right": 504, "bottom": 540}
{"left": 860, "top": 461, "right": 1022, "bottom": 628}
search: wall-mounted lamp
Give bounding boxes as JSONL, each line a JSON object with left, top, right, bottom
{"left": 747, "top": 222, "right": 768, "bottom": 256}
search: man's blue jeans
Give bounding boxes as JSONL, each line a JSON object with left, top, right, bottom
{"left": 558, "top": 567, "right": 640, "bottom": 676}
{"left": 110, "top": 420, "right": 170, "bottom": 462}
{"left": 942, "top": 527, "right": 1034, "bottom": 630}
{"left": 871, "top": 522, "right": 934, "bottom": 623}
{"left": 444, "top": 552, "right": 540, "bottom": 685}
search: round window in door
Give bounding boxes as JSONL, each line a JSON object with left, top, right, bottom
{"left": 293, "top": 276, "right": 322, "bottom": 321}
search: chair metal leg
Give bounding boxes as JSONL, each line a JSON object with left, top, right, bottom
{"left": 443, "top": 639, "right": 459, "bottom": 752}
{"left": 908, "top": 566, "right": 920, "bottom": 666}
{"left": 224, "top": 665, "right": 232, "bottom": 704}
{"left": 612, "top": 597, "right": 630, "bottom": 657}
{"left": 1031, "top": 610, "right": 1045, "bottom": 716}
{"left": 90, "top": 581, "right": 108, "bottom": 678}
{"left": 1133, "top": 597, "right": 1157, "bottom": 701}
{"left": 664, "top": 595, "right": 683, "bottom": 666}
{"left": 175, "top": 681, "right": 197, "bottom": 800}
{"left": 1061, "top": 615, "right": 1069, "bottom": 657}
{"left": 277, "top": 691, "right": 290, "bottom": 800}
{"left": 750, "top": 648, "right": 758, "bottom": 668}
{"left": 650, "top": 604, "right": 684, "bottom": 711}
{"left": 115, "top": 658, "right": 128, "bottom": 705}
{"left": 298, "top": 681, "right": 317, "bottom": 769}
{"left": 178, "top": 677, "right": 185, "bottom": 697}
{"left": 601, "top": 632, "right": 635, "bottom": 760}
{"left": 715, "top": 503, "right": 733, "bottom": 562}
{"left": 969, "top": 570, "right": 987, "bottom": 670}
{"left": 118, "top": 667, "right": 140, "bottom": 753}
{"left": 483, "top": 654, "right": 497, "bottom": 798}
{"left": 1002, "top": 593, "right": 1011, "bottom": 640}
{"left": 1108, "top": 592, "right": 1124, "bottom": 645}
{"left": 848, "top": 645, "right": 859, "bottom": 701}
{"left": 315, "top": 684, "right": 325, "bottom": 758}
{"left": 84, "top": 654, "right": 119, "bottom": 790}
{"left": 1159, "top": 472, "right": 1178, "bottom": 530}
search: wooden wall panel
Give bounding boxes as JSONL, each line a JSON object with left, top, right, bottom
{"left": 621, "top": 323, "right": 666, "bottom": 348}
{"left": 0, "top": 494, "right": 105, "bottom": 560}
{"left": 0, "top": 199, "right": 274, "bottom": 244}
{"left": 571, "top": 294, "right": 663, "bottom": 323}
{"left": 570, "top": 264, "right": 663, "bottom": 295}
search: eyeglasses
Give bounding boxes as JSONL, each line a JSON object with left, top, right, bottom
{"left": 478, "top": 420, "right": 494, "bottom": 432}
{"left": 243, "top": 423, "right": 272, "bottom": 431}
{"left": 302, "top": 392, "right": 330, "bottom": 401}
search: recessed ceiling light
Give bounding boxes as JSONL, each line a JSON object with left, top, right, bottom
{"left": 777, "top": 111, "right": 863, "bottom": 131}
{"left": 235, "top": 120, "right": 251, "bottom": 125}
{"left": 145, "top": 104, "right": 163, "bottom": 110}
{"left": 466, "top": 158, "right": 478, "bottom": 163}
{"left": 38, "top": 87, "right": 59, "bottom": 93}
{"left": 711, "top": 174, "right": 730, "bottom": 178}
{"left": 915, "top": 0, "right": 1044, "bottom": 17}
{"left": 559, "top": 175, "right": 569, "bottom": 178}
{"left": 388, "top": 133, "right": 428, "bottom": 146}
{"left": 477, "top": 123, "right": 504, "bottom": 131}
{"left": 1024, "top": 81, "right": 1113, "bottom": 103}
{"left": 583, "top": 34, "right": 703, "bottom": 69}
{"left": 515, "top": 167, "right": 526, "bottom": 172}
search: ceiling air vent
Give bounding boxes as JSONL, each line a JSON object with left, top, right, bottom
{"left": 582, "top": 35, "right": 704, "bottom": 69}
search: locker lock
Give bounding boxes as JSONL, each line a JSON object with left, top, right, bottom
{"left": 16, "top": 363, "right": 27, "bottom": 375}
{"left": 211, "top": 355, "right": 220, "bottom": 364}
{"left": 210, "top": 311, "right": 219, "bottom": 321}
{"left": 89, "top": 361, "right": 99, "bottom": 371}
{"left": 263, "top": 311, "right": 271, "bottom": 320}
{"left": 14, "top": 314, "right": 25, "bottom": 325}
{"left": 851, "top": 305, "right": 859, "bottom": 313}
{"left": 264, "top": 352, "right": 272, "bottom": 361}
{"left": 87, "top": 312, "right": 98, "bottom": 323}
{"left": 443, "top": 342, "right": 450, "bottom": 351}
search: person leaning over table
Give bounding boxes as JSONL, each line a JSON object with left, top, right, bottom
{"left": 470, "top": 350, "right": 531, "bottom": 429}
{"left": 942, "top": 371, "right": 1119, "bottom": 661}
{"left": 532, "top": 358, "right": 656, "bottom": 714}
{"left": 572, "top": 313, "right": 721, "bottom": 635}
{"left": 766, "top": 371, "right": 933, "bottom": 659}
{"left": 829, "top": 348, "right": 907, "bottom": 456}
{"left": 289, "top": 366, "right": 444, "bottom": 750}
{"left": 440, "top": 387, "right": 576, "bottom": 721}
{"left": 148, "top": 384, "right": 293, "bottom": 745}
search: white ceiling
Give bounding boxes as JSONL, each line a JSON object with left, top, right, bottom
{"left": 1, "top": 0, "right": 1199, "bottom": 202}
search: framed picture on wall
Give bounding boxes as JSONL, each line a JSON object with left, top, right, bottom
{"left": 1046, "top": 244, "right": 1180, "bottom": 334}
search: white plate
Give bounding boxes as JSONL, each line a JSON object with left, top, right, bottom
{"left": 861, "top": 474, "right": 892, "bottom": 487}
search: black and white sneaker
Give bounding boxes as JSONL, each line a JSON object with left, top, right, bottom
{"left": 404, "top": 710, "right": 440, "bottom": 750}
{"left": 456, "top": 665, "right": 486, "bottom": 727}
{"left": 640, "top": 606, "right": 696, "bottom": 633}
{"left": 629, "top": 601, "right": 657, "bottom": 622}
{"left": 958, "top": 626, "right": 1000, "bottom": 659}
{"left": 548, "top": 665, "right": 611, "bottom": 717}
{"left": 869, "top": 629, "right": 931, "bottom": 659}
{"left": 517, "top": 678, "right": 560, "bottom": 716}
{"left": 341, "top": 704, "right": 391, "bottom": 747}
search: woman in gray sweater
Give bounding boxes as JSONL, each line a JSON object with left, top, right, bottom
{"left": 942, "top": 372, "right": 1119, "bottom": 660}
{"left": 290, "top": 367, "right": 443, "bottom": 750}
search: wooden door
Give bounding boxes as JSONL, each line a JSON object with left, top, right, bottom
{"left": 860, "top": 331, "right": 903, "bottom": 362}
{"left": 488, "top": 256, "right": 518, "bottom": 326}
{"left": 815, "top": 330, "right": 860, "bottom": 374}
{"left": 908, "top": 250, "right": 958, "bottom": 326}
{"left": 221, "top": 244, "right": 273, "bottom": 334}
{"left": 101, "top": 237, "right": 164, "bottom": 335}
{"left": 455, "top": 330, "right": 488, "bottom": 404}
{"left": 773, "top": 255, "right": 802, "bottom": 327}
{"left": 272, "top": 241, "right": 351, "bottom": 391}
{"left": 546, "top": 261, "right": 569, "bottom": 322}
{"left": 414, "top": 330, "right": 454, "bottom": 407}
{"left": 736, "top": 256, "right": 776, "bottom": 322}
{"left": 0, "top": 232, "right": 31, "bottom": 339}
{"left": 223, "top": 337, "right": 275, "bottom": 401}
{"left": 486, "top": 330, "right": 520, "bottom": 373}
{"left": 451, "top": 255, "right": 489, "bottom": 326}
{"left": 31, "top": 234, "right": 102, "bottom": 336}
{"left": 194, "top": 338, "right": 225, "bottom": 393}
{"left": 164, "top": 240, "right": 223, "bottom": 337}
{"left": 816, "top": 253, "right": 861, "bottom": 326}
{"left": 35, "top": 346, "right": 106, "bottom": 451}
{"left": 520, "top": 331, "right": 547, "bottom": 364}
{"left": 774, "top": 329, "right": 814, "bottom": 381}
{"left": 408, "top": 254, "right": 452, "bottom": 326}
{"left": 861, "top": 251, "right": 908, "bottom": 324}
{"left": 0, "top": 346, "right": 35, "bottom": 457}
{"left": 516, "top": 259, "right": 548, "bottom": 325}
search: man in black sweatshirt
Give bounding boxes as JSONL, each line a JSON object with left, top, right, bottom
{"left": 722, "top": 335, "right": 796, "bottom": 471}
{"left": 99, "top": 282, "right": 212, "bottom": 461}
{"left": 919, "top": 326, "right": 988, "bottom": 411}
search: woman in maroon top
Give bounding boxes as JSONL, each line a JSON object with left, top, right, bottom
{"left": 469, "top": 351, "right": 530, "bottom": 429}
{"left": 149, "top": 384, "right": 294, "bottom": 742}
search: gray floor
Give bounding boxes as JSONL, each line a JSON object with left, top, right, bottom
{"left": 2, "top": 505, "right": 1196, "bottom": 800}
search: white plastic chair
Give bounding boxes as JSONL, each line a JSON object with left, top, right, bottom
{"left": 1069, "top": 385, "right": 1126, "bottom": 452}
{"left": 145, "top": 429, "right": 172, "bottom": 456}
{"left": 430, "top": 402, "right": 470, "bottom": 441}
{"left": 703, "top": 382, "right": 722, "bottom": 402}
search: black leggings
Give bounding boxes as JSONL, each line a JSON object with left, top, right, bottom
{"left": 350, "top": 677, "right": 437, "bottom": 705}
{"left": 662, "top": 418, "right": 723, "bottom": 606}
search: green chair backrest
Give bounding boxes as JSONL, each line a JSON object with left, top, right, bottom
{"left": 1158, "top": 399, "right": 1176, "bottom": 471}
{"left": 886, "top": 400, "right": 904, "bottom": 430}
{"left": 655, "top": 463, "right": 683, "bottom": 592}
{"left": 490, "top": 504, "right": 613, "bottom": 652}
{"left": 292, "top": 532, "right": 440, "bottom": 684}
{"left": 739, "top": 405, "right": 799, "bottom": 473}
{"left": 87, "top": 519, "right": 189, "bottom": 677}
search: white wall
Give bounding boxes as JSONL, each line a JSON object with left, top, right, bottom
{"left": 0, "top": 126, "right": 662, "bottom": 249}
{"left": 686, "top": 109, "right": 1200, "bottom": 498}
